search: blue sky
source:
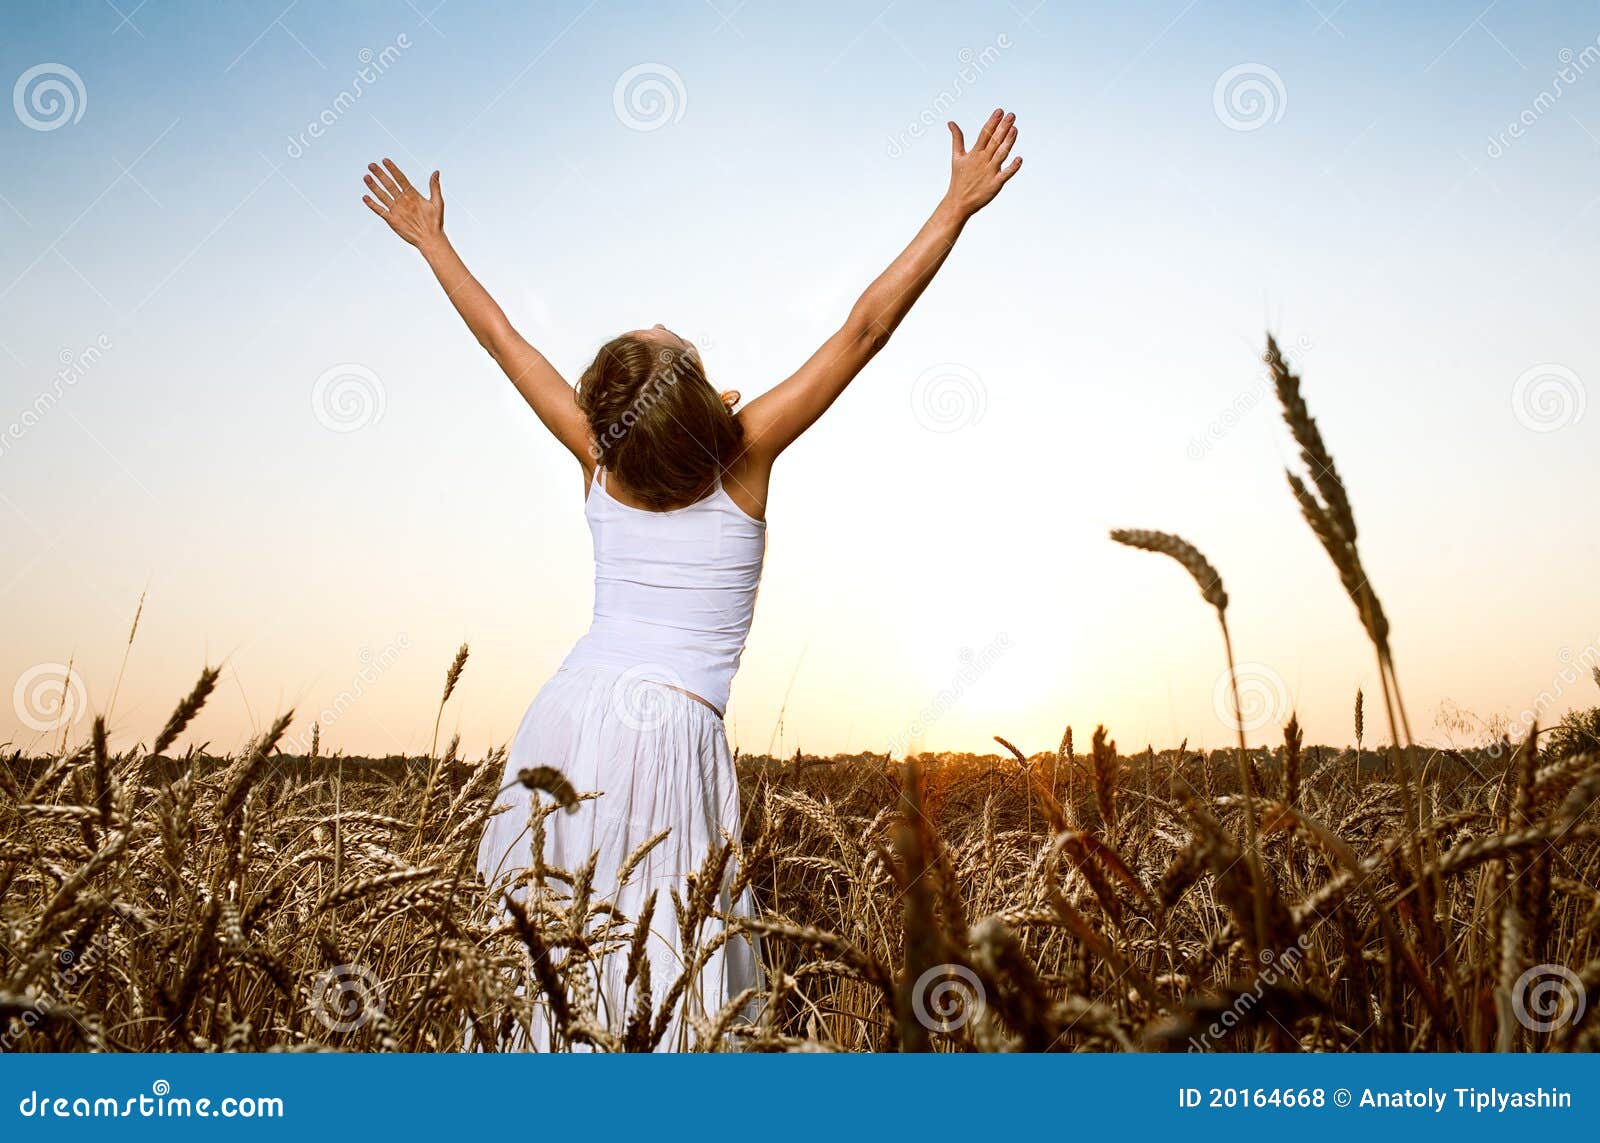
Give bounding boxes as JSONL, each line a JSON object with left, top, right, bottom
{"left": 2, "top": 1, "right": 1596, "bottom": 758}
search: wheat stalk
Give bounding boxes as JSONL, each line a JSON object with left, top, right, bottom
{"left": 1109, "top": 528, "right": 1268, "bottom": 955}
{"left": 418, "top": 644, "right": 471, "bottom": 838}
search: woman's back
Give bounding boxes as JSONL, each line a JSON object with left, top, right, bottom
{"left": 560, "top": 468, "right": 766, "bottom": 716}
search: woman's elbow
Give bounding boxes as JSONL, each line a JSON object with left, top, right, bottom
{"left": 844, "top": 315, "right": 892, "bottom": 356}
{"left": 480, "top": 330, "right": 514, "bottom": 365}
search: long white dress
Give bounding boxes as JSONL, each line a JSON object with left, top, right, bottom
{"left": 476, "top": 468, "right": 765, "bottom": 1051}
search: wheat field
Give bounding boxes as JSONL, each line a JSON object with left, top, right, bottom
{"left": 4, "top": 339, "right": 1597, "bottom": 1052}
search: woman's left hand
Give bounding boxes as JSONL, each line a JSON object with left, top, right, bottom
{"left": 362, "top": 158, "right": 445, "bottom": 250}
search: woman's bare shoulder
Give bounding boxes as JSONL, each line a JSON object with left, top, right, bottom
{"left": 722, "top": 443, "right": 771, "bottom": 523}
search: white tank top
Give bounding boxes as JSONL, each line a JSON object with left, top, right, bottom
{"left": 559, "top": 467, "right": 767, "bottom": 716}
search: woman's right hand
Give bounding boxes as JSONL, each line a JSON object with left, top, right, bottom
{"left": 944, "top": 109, "right": 1022, "bottom": 219}
{"left": 362, "top": 158, "right": 445, "bottom": 250}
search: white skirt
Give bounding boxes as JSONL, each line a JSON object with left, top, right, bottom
{"left": 476, "top": 664, "right": 761, "bottom": 1051}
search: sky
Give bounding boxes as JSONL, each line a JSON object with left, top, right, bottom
{"left": 1, "top": 0, "right": 1596, "bottom": 761}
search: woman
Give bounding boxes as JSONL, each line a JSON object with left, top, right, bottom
{"left": 361, "top": 109, "right": 1023, "bottom": 1048}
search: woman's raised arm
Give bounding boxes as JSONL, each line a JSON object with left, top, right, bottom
{"left": 362, "top": 158, "right": 592, "bottom": 464}
{"left": 737, "top": 109, "right": 1022, "bottom": 462}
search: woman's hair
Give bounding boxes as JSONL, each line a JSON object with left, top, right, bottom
{"left": 576, "top": 333, "right": 744, "bottom": 511}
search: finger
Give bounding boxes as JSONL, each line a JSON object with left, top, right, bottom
{"left": 382, "top": 158, "right": 414, "bottom": 193}
{"left": 368, "top": 161, "right": 402, "bottom": 198}
{"left": 429, "top": 169, "right": 442, "bottom": 203}
{"left": 985, "top": 112, "right": 1015, "bottom": 155}
{"left": 973, "top": 108, "right": 1003, "bottom": 152}
{"left": 721, "top": 390, "right": 742, "bottom": 411}
{"left": 999, "top": 156, "right": 1023, "bottom": 183}
{"left": 362, "top": 195, "right": 390, "bottom": 219}
{"left": 993, "top": 124, "right": 1018, "bottom": 166}
{"left": 364, "top": 174, "right": 395, "bottom": 207}
{"left": 947, "top": 120, "right": 966, "bottom": 157}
